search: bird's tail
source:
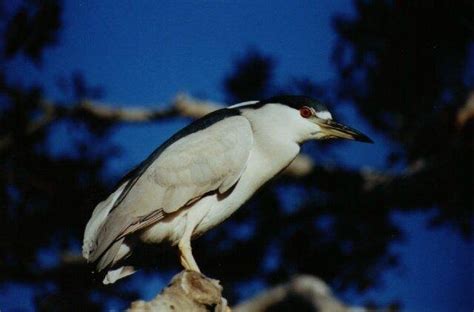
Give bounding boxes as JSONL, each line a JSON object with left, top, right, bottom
{"left": 103, "top": 265, "right": 136, "bottom": 284}
{"left": 95, "top": 237, "right": 136, "bottom": 284}
{"left": 83, "top": 183, "right": 127, "bottom": 260}
{"left": 82, "top": 182, "right": 139, "bottom": 284}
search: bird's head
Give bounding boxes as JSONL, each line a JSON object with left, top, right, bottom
{"left": 234, "top": 95, "right": 373, "bottom": 144}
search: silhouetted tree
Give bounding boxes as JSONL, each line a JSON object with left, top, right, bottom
{"left": 224, "top": 49, "right": 275, "bottom": 102}
{"left": 0, "top": 0, "right": 471, "bottom": 310}
{"left": 331, "top": 0, "right": 473, "bottom": 235}
{"left": 0, "top": 1, "right": 132, "bottom": 310}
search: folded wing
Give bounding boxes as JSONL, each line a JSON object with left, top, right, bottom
{"left": 84, "top": 111, "right": 253, "bottom": 269}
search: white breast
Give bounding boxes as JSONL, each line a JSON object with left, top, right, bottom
{"left": 195, "top": 141, "right": 298, "bottom": 232}
{"left": 141, "top": 107, "right": 301, "bottom": 245}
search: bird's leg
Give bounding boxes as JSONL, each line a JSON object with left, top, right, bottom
{"left": 178, "top": 237, "right": 200, "bottom": 272}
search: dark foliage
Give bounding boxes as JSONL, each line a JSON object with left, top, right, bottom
{"left": 0, "top": 1, "right": 134, "bottom": 309}
{"left": 3, "top": 0, "right": 61, "bottom": 63}
{"left": 332, "top": 0, "right": 473, "bottom": 236}
{"left": 0, "top": 0, "right": 472, "bottom": 310}
{"left": 224, "top": 49, "right": 275, "bottom": 102}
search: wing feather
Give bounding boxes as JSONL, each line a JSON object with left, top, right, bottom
{"left": 88, "top": 114, "right": 253, "bottom": 264}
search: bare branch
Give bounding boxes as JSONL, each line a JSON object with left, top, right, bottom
{"left": 0, "top": 93, "right": 315, "bottom": 177}
{"left": 456, "top": 91, "right": 474, "bottom": 128}
{"left": 234, "top": 275, "right": 366, "bottom": 312}
{"left": 173, "top": 93, "right": 223, "bottom": 118}
{"left": 77, "top": 99, "right": 178, "bottom": 122}
{"left": 3, "top": 92, "right": 443, "bottom": 181}
{"left": 0, "top": 95, "right": 202, "bottom": 152}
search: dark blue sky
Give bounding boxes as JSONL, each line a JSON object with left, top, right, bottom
{"left": 2, "top": 1, "right": 472, "bottom": 311}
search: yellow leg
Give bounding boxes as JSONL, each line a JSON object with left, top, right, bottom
{"left": 178, "top": 238, "right": 200, "bottom": 272}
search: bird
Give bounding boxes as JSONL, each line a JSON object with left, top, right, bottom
{"left": 82, "top": 95, "right": 372, "bottom": 284}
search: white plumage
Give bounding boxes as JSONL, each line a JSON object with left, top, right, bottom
{"left": 82, "top": 96, "right": 372, "bottom": 284}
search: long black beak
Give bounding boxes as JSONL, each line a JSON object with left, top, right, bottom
{"left": 317, "top": 119, "right": 373, "bottom": 143}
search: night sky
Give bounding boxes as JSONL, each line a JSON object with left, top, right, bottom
{"left": 2, "top": 1, "right": 472, "bottom": 311}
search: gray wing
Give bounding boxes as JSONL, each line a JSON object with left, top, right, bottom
{"left": 88, "top": 115, "right": 253, "bottom": 263}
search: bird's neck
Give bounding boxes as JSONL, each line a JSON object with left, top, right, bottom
{"left": 253, "top": 133, "right": 301, "bottom": 177}
{"left": 246, "top": 112, "right": 301, "bottom": 182}
{"left": 241, "top": 107, "right": 302, "bottom": 164}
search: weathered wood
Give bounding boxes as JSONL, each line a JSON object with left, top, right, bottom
{"left": 128, "top": 270, "right": 229, "bottom": 312}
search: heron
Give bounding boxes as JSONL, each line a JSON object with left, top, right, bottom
{"left": 82, "top": 95, "right": 372, "bottom": 284}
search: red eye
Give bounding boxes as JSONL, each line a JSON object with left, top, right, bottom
{"left": 299, "top": 106, "right": 312, "bottom": 118}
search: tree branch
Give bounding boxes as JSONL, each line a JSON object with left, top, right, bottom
{"left": 234, "top": 275, "right": 366, "bottom": 312}
{"left": 0, "top": 94, "right": 201, "bottom": 152}
{"left": 0, "top": 94, "right": 314, "bottom": 177}
{"left": 6, "top": 92, "right": 467, "bottom": 180}
{"left": 128, "top": 271, "right": 365, "bottom": 312}
{"left": 128, "top": 270, "right": 229, "bottom": 312}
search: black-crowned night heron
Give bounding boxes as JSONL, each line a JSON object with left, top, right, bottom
{"left": 83, "top": 95, "right": 372, "bottom": 284}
